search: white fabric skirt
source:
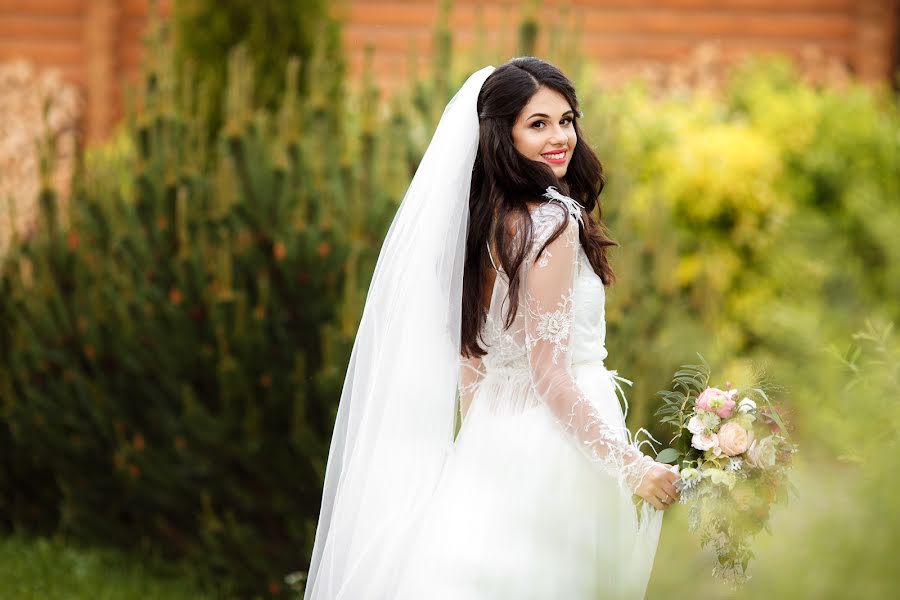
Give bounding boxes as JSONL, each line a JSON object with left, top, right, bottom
{"left": 393, "top": 361, "right": 664, "bottom": 599}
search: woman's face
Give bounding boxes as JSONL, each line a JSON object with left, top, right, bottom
{"left": 511, "top": 86, "right": 577, "bottom": 179}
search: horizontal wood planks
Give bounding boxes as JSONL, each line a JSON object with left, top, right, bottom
{"left": 0, "top": 0, "right": 895, "bottom": 142}
{"left": 343, "top": 0, "right": 881, "bottom": 91}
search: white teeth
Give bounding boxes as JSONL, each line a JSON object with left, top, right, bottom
{"left": 543, "top": 152, "right": 565, "bottom": 160}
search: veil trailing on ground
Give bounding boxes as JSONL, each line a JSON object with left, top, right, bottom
{"left": 304, "top": 66, "right": 495, "bottom": 600}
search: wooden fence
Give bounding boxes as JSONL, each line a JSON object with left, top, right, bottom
{"left": 0, "top": 0, "right": 897, "bottom": 144}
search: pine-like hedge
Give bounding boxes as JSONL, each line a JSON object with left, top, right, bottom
{"left": 172, "top": 0, "right": 332, "bottom": 146}
{"left": 0, "top": 20, "right": 400, "bottom": 598}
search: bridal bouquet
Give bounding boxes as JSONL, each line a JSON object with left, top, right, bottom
{"left": 651, "top": 355, "right": 798, "bottom": 588}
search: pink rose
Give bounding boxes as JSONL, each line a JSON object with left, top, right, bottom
{"left": 717, "top": 421, "right": 753, "bottom": 456}
{"left": 717, "top": 396, "right": 737, "bottom": 419}
{"left": 696, "top": 387, "right": 726, "bottom": 411}
{"left": 696, "top": 387, "right": 737, "bottom": 419}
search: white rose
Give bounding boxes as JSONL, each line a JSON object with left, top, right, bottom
{"left": 746, "top": 435, "right": 777, "bottom": 469}
{"left": 691, "top": 432, "right": 719, "bottom": 452}
{"left": 738, "top": 397, "right": 757, "bottom": 414}
{"left": 687, "top": 414, "right": 706, "bottom": 434}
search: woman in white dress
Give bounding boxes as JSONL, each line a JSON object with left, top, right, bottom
{"left": 305, "top": 58, "right": 681, "bottom": 600}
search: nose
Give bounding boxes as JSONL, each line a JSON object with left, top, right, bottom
{"left": 548, "top": 123, "right": 567, "bottom": 145}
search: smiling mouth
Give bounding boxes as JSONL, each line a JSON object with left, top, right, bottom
{"left": 541, "top": 150, "right": 567, "bottom": 163}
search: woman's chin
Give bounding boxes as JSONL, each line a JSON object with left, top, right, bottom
{"left": 535, "top": 158, "right": 569, "bottom": 179}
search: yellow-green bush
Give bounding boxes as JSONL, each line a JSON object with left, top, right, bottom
{"left": 594, "top": 56, "right": 900, "bottom": 596}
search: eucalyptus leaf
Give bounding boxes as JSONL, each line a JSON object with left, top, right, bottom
{"left": 655, "top": 447, "right": 680, "bottom": 464}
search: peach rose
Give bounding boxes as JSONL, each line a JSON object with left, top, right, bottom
{"left": 717, "top": 421, "right": 753, "bottom": 456}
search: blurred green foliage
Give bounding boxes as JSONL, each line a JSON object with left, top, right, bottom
{"left": 1, "top": 16, "right": 364, "bottom": 599}
{"left": 172, "top": 0, "right": 335, "bottom": 146}
{"left": 0, "top": 2, "right": 898, "bottom": 598}
{"left": 595, "top": 57, "right": 899, "bottom": 429}
{"left": 0, "top": 533, "right": 222, "bottom": 599}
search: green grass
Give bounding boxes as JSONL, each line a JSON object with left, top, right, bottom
{"left": 0, "top": 533, "right": 222, "bottom": 600}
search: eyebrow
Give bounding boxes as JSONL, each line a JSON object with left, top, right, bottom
{"left": 527, "top": 109, "right": 575, "bottom": 120}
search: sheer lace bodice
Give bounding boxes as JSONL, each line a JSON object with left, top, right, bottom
{"left": 459, "top": 195, "right": 657, "bottom": 496}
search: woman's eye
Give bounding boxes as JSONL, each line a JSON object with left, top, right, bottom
{"left": 531, "top": 117, "right": 574, "bottom": 129}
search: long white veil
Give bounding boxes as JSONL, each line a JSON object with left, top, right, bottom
{"left": 304, "top": 66, "right": 496, "bottom": 600}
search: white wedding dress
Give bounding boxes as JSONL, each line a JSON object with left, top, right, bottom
{"left": 392, "top": 199, "right": 665, "bottom": 599}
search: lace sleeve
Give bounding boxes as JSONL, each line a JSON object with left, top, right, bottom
{"left": 459, "top": 354, "right": 486, "bottom": 421}
{"left": 522, "top": 206, "right": 656, "bottom": 495}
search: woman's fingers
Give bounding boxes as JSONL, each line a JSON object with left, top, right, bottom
{"left": 662, "top": 482, "right": 680, "bottom": 499}
{"left": 642, "top": 465, "right": 683, "bottom": 510}
{"left": 653, "top": 484, "right": 679, "bottom": 508}
{"left": 662, "top": 471, "right": 681, "bottom": 499}
{"left": 648, "top": 473, "right": 677, "bottom": 499}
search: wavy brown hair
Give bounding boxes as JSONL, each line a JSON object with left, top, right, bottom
{"left": 461, "top": 57, "right": 618, "bottom": 358}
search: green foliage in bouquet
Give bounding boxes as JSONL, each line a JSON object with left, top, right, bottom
{"left": 651, "top": 355, "right": 798, "bottom": 587}
{"left": 653, "top": 355, "right": 790, "bottom": 463}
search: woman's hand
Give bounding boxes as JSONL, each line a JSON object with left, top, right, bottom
{"left": 635, "top": 463, "right": 681, "bottom": 510}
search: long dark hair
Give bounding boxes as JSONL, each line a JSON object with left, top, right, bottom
{"left": 461, "top": 57, "right": 617, "bottom": 358}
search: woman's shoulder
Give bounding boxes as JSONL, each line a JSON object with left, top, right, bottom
{"left": 494, "top": 194, "right": 580, "bottom": 254}
{"left": 528, "top": 199, "right": 571, "bottom": 227}
{"left": 528, "top": 197, "right": 580, "bottom": 243}
{"left": 517, "top": 201, "right": 579, "bottom": 269}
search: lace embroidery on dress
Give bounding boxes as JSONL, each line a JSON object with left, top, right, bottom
{"left": 537, "top": 251, "right": 552, "bottom": 268}
{"left": 482, "top": 312, "right": 528, "bottom": 372}
{"left": 521, "top": 194, "right": 657, "bottom": 496}
{"left": 524, "top": 290, "right": 573, "bottom": 365}
{"left": 458, "top": 189, "right": 658, "bottom": 496}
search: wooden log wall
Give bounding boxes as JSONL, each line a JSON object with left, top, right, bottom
{"left": 345, "top": 0, "right": 899, "bottom": 90}
{"left": 0, "top": 0, "right": 897, "bottom": 144}
{"left": 0, "top": 0, "right": 173, "bottom": 143}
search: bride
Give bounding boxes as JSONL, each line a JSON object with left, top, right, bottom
{"left": 304, "top": 58, "right": 681, "bottom": 600}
